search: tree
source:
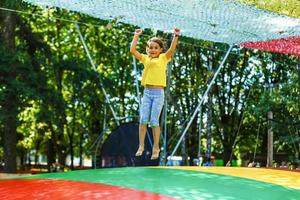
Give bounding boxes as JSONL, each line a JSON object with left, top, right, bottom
{"left": 1, "top": 0, "right": 18, "bottom": 173}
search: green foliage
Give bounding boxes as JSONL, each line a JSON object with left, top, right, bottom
{"left": 236, "top": 0, "right": 300, "bottom": 18}
{"left": 0, "top": 44, "right": 39, "bottom": 115}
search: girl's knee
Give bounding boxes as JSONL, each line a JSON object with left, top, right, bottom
{"left": 149, "top": 119, "right": 160, "bottom": 127}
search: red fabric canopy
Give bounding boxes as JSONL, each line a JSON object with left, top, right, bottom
{"left": 240, "top": 36, "right": 300, "bottom": 57}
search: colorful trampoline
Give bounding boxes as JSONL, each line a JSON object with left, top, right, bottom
{"left": 1, "top": 167, "right": 300, "bottom": 200}
{"left": 3, "top": 2, "right": 298, "bottom": 199}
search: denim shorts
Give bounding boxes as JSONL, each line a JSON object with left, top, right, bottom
{"left": 139, "top": 88, "right": 164, "bottom": 127}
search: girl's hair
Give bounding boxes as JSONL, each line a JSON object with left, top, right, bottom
{"left": 147, "top": 37, "right": 164, "bottom": 50}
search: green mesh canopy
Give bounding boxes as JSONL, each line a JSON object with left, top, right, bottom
{"left": 23, "top": 0, "right": 300, "bottom": 45}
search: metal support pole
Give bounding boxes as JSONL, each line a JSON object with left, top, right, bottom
{"left": 266, "top": 61, "right": 274, "bottom": 167}
{"left": 168, "top": 45, "right": 234, "bottom": 163}
{"left": 75, "top": 23, "right": 119, "bottom": 126}
{"left": 161, "top": 63, "right": 172, "bottom": 165}
{"left": 267, "top": 111, "right": 273, "bottom": 167}
{"left": 197, "top": 106, "right": 202, "bottom": 164}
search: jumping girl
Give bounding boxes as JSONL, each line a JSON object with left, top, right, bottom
{"left": 130, "top": 27, "right": 180, "bottom": 159}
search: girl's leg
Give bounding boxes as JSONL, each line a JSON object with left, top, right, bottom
{"left": 151, "top": 126, "right": 160, "bottom": 160}
{"left": 149, "top": 89, "right": 164, "bottom": 160}
{"left": 136, "top": 89, "right": 151, "bottom": 156}
{"left": 136, "top": 124, "right": 147, "bottom": 156}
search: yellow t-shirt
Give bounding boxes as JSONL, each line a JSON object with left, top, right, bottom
{"left": 139, "top": 53, "right": 171, "bottom": 87}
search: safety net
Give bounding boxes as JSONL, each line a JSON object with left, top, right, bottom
{"left": 23, "top": 0, "right": 300, "bottom": 56}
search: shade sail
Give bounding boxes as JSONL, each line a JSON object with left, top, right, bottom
{"left": 23, "top": 0, "right": 300, "bottom": 56}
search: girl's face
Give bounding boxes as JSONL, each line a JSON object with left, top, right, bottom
{"left": 146, "top": 41, "right": 163, "bottom": 58}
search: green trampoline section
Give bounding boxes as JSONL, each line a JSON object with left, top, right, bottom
{"left": 7, "top": 167, "right": 299, "bottom": 200}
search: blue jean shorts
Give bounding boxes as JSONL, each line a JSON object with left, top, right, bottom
{"left": 139, "top": 88, "right": 164, "bottom": 127}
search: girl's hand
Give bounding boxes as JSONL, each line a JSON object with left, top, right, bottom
{"left": 173, "top": 27, "right": 181, "bottom": 36}
{"left": 134, "top": 29, "right": 143, "bottom": 36}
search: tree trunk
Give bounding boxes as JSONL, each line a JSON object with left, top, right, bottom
{"left": 189, "top": 115, "right": 198, "bottom": 165}
{"left": 3, "top": 102, "right": 17, "bottom": 173}
{"left": 181, "top": 128, "right": 187, "bottom": 165}
{"left": 79, "top": 129, "right": 84, "bottom": 167}
{"left": 54, "top": 20, "right": 67, "bottom": 168}
{"left": 69, "top": 134, "right": 74, "bottom": 170}
{"left": 222, "top": 144, "right": 231, "bottom": 164}
{"left": 68, "top": 112, "right": 75, "bottom": 170}
{"left": 179, "top": 92, "right": 187, "bottom": 165}
{"left": 34, "top": 140, "right": 41, "bottom": 167}
{"left": 47, "top": 126, "right": 56, "bottom": 171}
{"left": 2, "top": 5, "right": 17, "bottom": 173}
{"left": 205, "top": 91, "right": 213, "bottom": 163}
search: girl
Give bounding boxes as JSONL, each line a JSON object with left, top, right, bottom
{"left": 130, "top": 27, "right": 180, "bottom": 160}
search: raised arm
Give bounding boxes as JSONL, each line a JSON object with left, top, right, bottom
{"left": 165, "top": 27, "right": 181, "bottom": 60}
{"left": 130, "top": 29, "right": 143, "bottom": 61}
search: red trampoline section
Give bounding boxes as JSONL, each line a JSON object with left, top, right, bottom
{"left": 0, "top": 179, "right": 178, "bottom": 200}
{"left": 241, "top": 36, "right": 300, "bottom": 57}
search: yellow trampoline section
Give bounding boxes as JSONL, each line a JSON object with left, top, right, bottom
{"left": 162, "top": 166, "right": 300, "bottom": 190}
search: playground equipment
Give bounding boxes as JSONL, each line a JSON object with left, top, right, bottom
{"left": 17, "top": 0, "right": 300, "bottom": 166}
